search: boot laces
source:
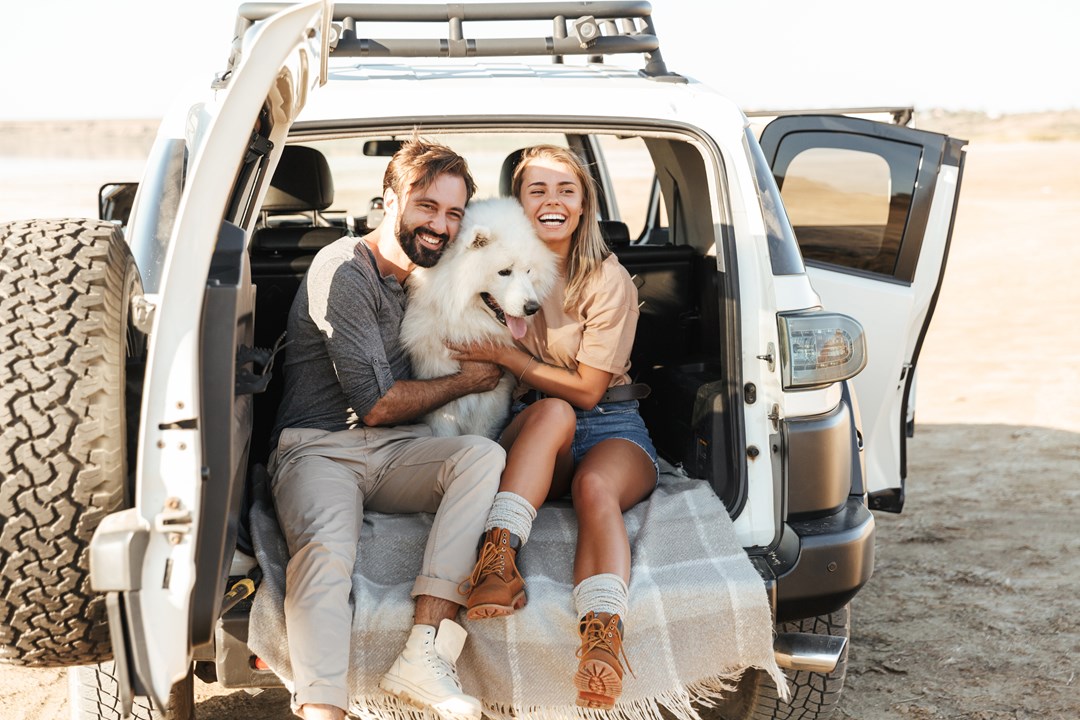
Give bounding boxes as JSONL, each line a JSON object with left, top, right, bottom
{"left": 429, "top": 650, "right": 462, "bottom": 686}
{"left": 577, "top": 614, "right": 635, "bottom": 677}
{"left": 457, "top": 539, "right": 505, "bottom": 594}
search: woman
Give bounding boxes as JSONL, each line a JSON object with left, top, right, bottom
{"left": 453, "top": 144, "right": 658, "bottom": 710}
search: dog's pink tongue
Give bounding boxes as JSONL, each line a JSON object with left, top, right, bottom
{"left": 507, "top": 316, "right": 527, "bottom": 340}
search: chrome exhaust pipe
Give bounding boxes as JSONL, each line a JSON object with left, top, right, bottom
{"left": 773, "top": 632, "right": 847, "bottom": 673}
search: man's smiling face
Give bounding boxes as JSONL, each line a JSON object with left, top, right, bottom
{"left": 395, "top": 173, "right": 467, "bottom": 268}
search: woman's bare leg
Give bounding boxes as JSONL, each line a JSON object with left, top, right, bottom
{"left": 569, "top": 438, "right": 655, "bottom": 709}
{"left": 463, "top": 398, "right": 577, "bottom": 619}
{"left": 570, "top": 439, "right": 656, "bottom": 583}
{"left": 498, "top": 398, "right": 577, "bottom": 506}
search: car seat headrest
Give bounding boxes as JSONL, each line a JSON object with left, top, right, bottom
{"left": 599, "top": 220, "right": 631, "bottom": 248}
{"left": 498, "top": 148, "right": 528, "bottom": 198}
{"left": 263, "top": 145, "right": 335, "bottom": 212}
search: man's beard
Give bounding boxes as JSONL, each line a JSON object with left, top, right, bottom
{"left": 397, "top": 215, "right": 450, "bottom": 268}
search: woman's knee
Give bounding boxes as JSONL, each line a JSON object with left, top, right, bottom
{"left": 570, "top": 468, "right": 620, "bottom": 508}
{"left": 523, "top": 398, "right": 576, "bottom": 440}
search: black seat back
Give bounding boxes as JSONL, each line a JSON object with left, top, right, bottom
{"left": 250, "top": 146, "right": 344, "bottom": 464}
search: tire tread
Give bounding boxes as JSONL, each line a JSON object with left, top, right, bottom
{"left": 1, "top": 219, "right": 136, "bottom": 666}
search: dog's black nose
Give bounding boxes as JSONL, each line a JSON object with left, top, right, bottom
{"left": 524, "top": 300, "right": 541, "bottom": 316}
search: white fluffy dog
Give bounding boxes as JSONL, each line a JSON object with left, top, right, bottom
{"left": 401, "top": 197, "right": 558, "bottom": 439}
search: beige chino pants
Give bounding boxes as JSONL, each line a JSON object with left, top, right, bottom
{"left": 269, "top": 424, "right": 504, "bottom": 711}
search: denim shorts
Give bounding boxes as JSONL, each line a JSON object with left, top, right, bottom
{"left": 510, "top": 398, "right": 659, "bottom": 480}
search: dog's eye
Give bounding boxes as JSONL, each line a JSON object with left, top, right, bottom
{"left": 498, "top": 268, "right": 512, "bottom": 277}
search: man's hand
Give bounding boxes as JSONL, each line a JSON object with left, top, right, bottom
{"left": 458, "top": 360, "right": 502, "bottom": 392}
{"left": 362, "top": 360, "right": 503, "bottom": 426}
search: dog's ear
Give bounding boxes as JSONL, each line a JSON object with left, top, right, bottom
{"left": 469, "top": 226, "right": 491, "bottom": 249}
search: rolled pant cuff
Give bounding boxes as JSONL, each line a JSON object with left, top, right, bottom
{"left": 292, "top": 686, "right": 350, "bottom": 715}
{"left": 412, "top": 575, "right": 465, "bottom": 605}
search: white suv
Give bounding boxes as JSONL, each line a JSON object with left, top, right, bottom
{"left": 0, "top": 2, "right": 965, "bottom": 719}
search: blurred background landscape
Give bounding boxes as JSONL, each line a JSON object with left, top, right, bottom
{"left": 2, "top": 109, "right": 1077, "bottom": 222}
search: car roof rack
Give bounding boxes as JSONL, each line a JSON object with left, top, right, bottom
{"left": 745, "top": 106, "right": 916, "bottom": 127}
{"left": 234, "top": 2, "right": 684, "bottom": 81}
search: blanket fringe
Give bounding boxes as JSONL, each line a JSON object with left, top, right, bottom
{"left": 688, "top": 665, "right": 791, "bottom": 706}
{"left": 349, "top": 694, "right": 436, "bottom": 720}
{"left": 348, "top": 671, "right": 754, "bottom": 720}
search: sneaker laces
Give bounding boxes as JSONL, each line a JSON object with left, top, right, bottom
{"left": 457, "top": 539, "right": 505, "bottom": 594}
{"left": 577, "top": 614, "right": 636, "bottom": 678}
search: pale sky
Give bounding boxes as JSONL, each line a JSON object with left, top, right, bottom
{"left": 1, "top": 0, "right": 1077, "bottom": 121}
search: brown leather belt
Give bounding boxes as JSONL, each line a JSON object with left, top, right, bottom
{"left": 521, "top": 383, "right": 651, "bottom": 406}
{"left": 599, "top": 383, "right": 651, "bottom": 403}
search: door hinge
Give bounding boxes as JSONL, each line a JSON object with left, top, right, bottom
{"left": 154, "top": 497, "right": 192, "bottom": 545}
{"left": 756, "top": 342, "right": 776, "bottom": 373}
{"left": 244, "top": 132, "right": 275, "bottom": 164}
{"left": 767, "top": 403, "right": 780, "bottom": 431}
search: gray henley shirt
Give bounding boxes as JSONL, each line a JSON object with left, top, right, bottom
{"left": 271, "top": 236, "right": 412, "bottom": 450}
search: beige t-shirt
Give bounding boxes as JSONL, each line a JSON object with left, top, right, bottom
{"left": 517, "top": 253, "right": 639, "bottom": 390}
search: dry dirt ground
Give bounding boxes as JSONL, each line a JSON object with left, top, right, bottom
{"left": 1, "top": 114, "right": 1078, "bottom": 719}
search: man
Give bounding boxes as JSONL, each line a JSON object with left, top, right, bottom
{"left": 269, "top": 139, "right": 504, "bottom": 720}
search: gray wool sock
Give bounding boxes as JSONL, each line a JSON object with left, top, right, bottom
{"left": 573, "top": 573, "right": 629, "bottom": 619}
{"left": 484, "top": 491, "right": 537, "bottom": 545}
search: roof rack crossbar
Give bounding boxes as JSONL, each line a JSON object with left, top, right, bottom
{"left": 239, "top": 2, "right": 653, "bottom": 23}
{"left": 234, "top": 1, "right": 679, "bottom": 78}
{"left": 328, "top": 34, "right": 658, "bottom": 59}
{"left": 744, "top": 106, "right": 916, "bottom": 127}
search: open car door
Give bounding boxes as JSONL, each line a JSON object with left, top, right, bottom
{"left": 758, "top": 115, "right": 966, "bottom": 512}
{"left": 90, "top": 0, "right": 331, "bottom": 709}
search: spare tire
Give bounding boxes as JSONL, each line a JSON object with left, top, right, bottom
{"left": 0, "top": 219, "right": 144, "bottom": 667}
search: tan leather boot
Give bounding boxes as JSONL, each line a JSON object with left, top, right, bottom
{"left": 460, "top": 528, "right": 526, "bottom": 620}
{"left": 574, "top": 611, "right": 633, "bottom": 710}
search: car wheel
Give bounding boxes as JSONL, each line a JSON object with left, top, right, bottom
{"left": 69, "top": 661, "right": 194, "bottom": 720}
{"left": 0, "top": 219, "right": 145, "bottom": 666}
{"left": 709, "top": 604, "right": 851, "bottom": 720}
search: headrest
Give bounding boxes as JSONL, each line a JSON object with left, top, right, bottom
{"left": 263, "top": 145, "right": 335, "bottom": 212}
{"left": 599, "top": 220, "right": 631, "bottom": 248}
{"left": 498, "top": 148, "right": 527, "bottom": 197}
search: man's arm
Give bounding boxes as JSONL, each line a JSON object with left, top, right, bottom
{"left": 362, "top": 360, "right": 502, "bottom": 426}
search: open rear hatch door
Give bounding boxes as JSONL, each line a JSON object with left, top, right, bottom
{"left": 89, "top": 0, "right": 331, "bottom": 709}
{"left": 759, "top": 115, "right": 966, "bottom": 511}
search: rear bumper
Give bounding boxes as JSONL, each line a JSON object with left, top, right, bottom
{"left": 756, "top": 497, "right": 875, "bottom": 623}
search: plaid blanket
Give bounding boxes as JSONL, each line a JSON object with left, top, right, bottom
{"left": 248, "top": 462, "right": 788, "bottom": 720}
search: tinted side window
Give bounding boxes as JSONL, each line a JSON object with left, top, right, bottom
{"left": 771, "top": 131, "right": 922, "bottom": 279}
{"left": 744, "top": 128, "right": 805, "bottom": 276}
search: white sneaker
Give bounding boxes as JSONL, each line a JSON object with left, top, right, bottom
{"left": 379, "top": 619, "right": 482, "bottom": 720}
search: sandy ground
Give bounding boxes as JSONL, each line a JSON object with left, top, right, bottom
{"left": 1, "top": 118, "right": 1078, "bottom": 719}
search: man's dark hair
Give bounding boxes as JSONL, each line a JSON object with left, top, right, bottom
{"left": 382, "top": 137, "right": 477, "bottom": 203}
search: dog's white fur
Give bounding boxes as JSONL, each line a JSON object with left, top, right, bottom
{"left": 401, "top": 197, "right": 558, "bottom": 439}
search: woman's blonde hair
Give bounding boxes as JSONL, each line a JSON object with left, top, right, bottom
{"left": 511, "top": 145, "right": 610, "bottom": 312}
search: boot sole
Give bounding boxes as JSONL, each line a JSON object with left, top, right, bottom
{"left": 380, "top": 677, "right": 482, "bottom": 720}
{"left": 574, "top": 658, "right": 621, "bottom": 710}
{"left": 466, "top": 591, "right": 526, "bottom": 620}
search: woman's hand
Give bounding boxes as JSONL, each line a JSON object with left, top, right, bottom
{"left": 447, "top": 339, "right": 509, "bottom": 366}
